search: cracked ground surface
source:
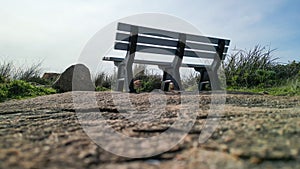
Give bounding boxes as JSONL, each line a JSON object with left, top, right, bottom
{"left": 0, "top": 91, "right": 299, "bottom": 169}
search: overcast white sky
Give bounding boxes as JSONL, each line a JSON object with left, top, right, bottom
{"left": 0, "top": 0, "right": 299, "bottom": 73}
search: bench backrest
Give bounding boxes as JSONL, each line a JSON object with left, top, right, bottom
{"left": 114, "top": 22, "right": 230, "bottom": 65}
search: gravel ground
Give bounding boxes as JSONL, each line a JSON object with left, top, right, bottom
{"left": 0, "top": 91, "right": 299, "bottom": 169}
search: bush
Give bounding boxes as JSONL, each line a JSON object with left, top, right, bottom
{"left": 95, "top": 86, "right": 110, "bottom": 91}
{"left": 272, "top": 61, "right": 300, "bottom": 84}
{"left": 254, "top": 69, "right": 276, "bottom": 87}
{"left": 0, "top": 80, "right": 56, "bottom": 102}
{"left": 224, "top": 45, "right": 277, "bottom": 88}
{"left": 13, "top": 62, "right": 42, "bottom": 82}
{"left": 0, "top": 61, "right": 13, "bottom": 82}
{"left": 139, "top": 75, "right": 162, "bottom": 92}
{"left": 0, "top": 60, "right": 46, "bottom": 84}
{"left": 130, "top": 74, "right": 161, "bottom": 92}
{"left": 94, "top": 72, "right": 113, "bottom": 89}
{"left": 0, "top": 84, "right": 9, "bottom": 102}
{"left": 182, "top": 71, "right": 200, "bottom": 91}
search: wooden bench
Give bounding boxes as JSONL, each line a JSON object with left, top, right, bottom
{"left": 103, "top": 22, "right": 230, "bottom": 92}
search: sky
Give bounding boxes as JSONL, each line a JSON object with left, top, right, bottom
{"left": 0, "top": 0, "right": 299, "bottom": 73}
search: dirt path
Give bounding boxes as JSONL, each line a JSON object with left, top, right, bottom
{"left": 0, "top": 92, "right": 299, "bottom": 169}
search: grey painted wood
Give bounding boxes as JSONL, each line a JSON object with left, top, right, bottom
{"left": 184, "top": 50, "right": 222, "bottom": 59}
{"left": 185, "top": 41, "right": 228, "bottom": 53}
{"left": 116, "top": 33, "right": 229, "bottom": 54}
{"left": 115, "top": 42, "right": 176, "bottom": 55}
{"left": 123, "top": 25, "right": 138, "bottom": 92}
{"left": 186, "top": 34, "right": 230, "bottom": 46}
{"left": 115, "top": 42, "right": 225, "bottom": 59}
{"left": 118, "top": 22, "right": 178, "bottom": 39}
{"left": 103, "top": 57, "right": 210, "bottom": 68}
{"left": 116, "top": 33, "right": 178, "bottom": 47}
{"left": 117, "top": 22, "right": 230, "bottom": 46}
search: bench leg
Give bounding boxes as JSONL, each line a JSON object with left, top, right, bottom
{"left": 198, "top": 81, "right": 210, "bottom": 91}
{"left": 208, "top": 70, "right": 221, "bottom": 90}
{"left": 124, "top": 61, "right": 133, "bottom": 93}
{"left": 196, "top": 68, "right": 209, "bottom": 91}
{"left": 161, "top": 68, "right": 182, "bottom": 91}
{"left": 114, "top": 62, "right": 125, "bottom": 91}
{"left": 195, "top": 68, "right": 221, "bottom": 91}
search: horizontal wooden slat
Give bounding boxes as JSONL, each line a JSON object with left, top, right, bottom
{"left": 116, "top": 33, "right": 178, "bottom": 47}
{"left": 137, "top": 45, "right": 176, "bottom": 55}
{"left": 185, "top": 41, "right": 228, "bottom": 53}
{"left": 185, "top": 63, "right": 208, "bottom": 68}
{"left": 103, "top": 57, "right": 209, "bottom": 68}
{"left": 117, "top": 22, "right": 230, "bottom": 46}
{"left": 184, "top": 50, "right": 219, "bottom": 59}
{"left": 115, "top": 33, "right": 130, "bottom": 42}
{"left": 115, "top": 42, "right": 226, "bottom": 60}
{"left": 117, "top": 32, "right": 229, "bottom": 53}
{"left": 103, "top": 57, "right": 124, "bottom": 62}
{"left": 186, "top": 34, "right": 230, "bottom": 46}
{"left": 114, "top": 42, "right": 128, "bottom": 50}
{"left": 118, "top": 22, "right": 179, "bottom": 39}
{"left": 117, "top": 23, "right": 131, "bottom": 32}
{"left": 103, "top": 57, "right": 171, "bottom": 66}
{"left": 115, "top": 42, "right": 176, "bottom": 55}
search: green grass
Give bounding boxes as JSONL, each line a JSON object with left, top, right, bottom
{"left": 95, "top": 86, "right": 111, "bottom": 91}
{"left": 0, "top": 60, "right": 57, "bottom": 102}
{"left": 0, "top": 80, "right": 56, "bottom": 102}
{"left": 227, "top": 78, "right": 300, "bottom": 96}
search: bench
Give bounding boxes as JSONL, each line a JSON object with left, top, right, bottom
{"left": 103, "top": 22, "right": 230, "bottom": 92}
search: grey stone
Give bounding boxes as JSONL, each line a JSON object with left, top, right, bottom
{"left": 53, "top": 64, "right": 95, "bottom": 92}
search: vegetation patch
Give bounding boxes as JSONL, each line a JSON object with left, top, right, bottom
{"left": 0, "top": 60, "right": 57, "bottom": 102}
{"left": 1, "top": 44, "right": 299, "bottom": 101}
{"left": 224, "top": 45, "right": 300, "bottom": 96}
{"left": 0, "top": 80, "right": 56, "bottom": 102}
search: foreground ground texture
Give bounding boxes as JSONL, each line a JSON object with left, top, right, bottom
{"left": 0, "top": 91, "right": 299, "bottom": 169}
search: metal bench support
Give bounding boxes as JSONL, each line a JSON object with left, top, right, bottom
{"left": 160, "top": 33, "right": 186, "bottom": 91}
{"left": 115, "top": 26, "right": 138, "bottom": 92}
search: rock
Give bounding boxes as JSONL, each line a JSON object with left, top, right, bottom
{"left": 53, "top": 64, "right": 95, "bottom": 92}
{"left": 42, "top": 72, "right": 60, "bottom": 82}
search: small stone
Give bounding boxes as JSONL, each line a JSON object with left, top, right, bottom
{"left": 277, "top": 129, "right": 284, "bottom": 135}
{"left": 255, "top": 125, "right": 262, "bottom": 131}
{"left": 290, "top": 149, "right": 298, "bottom": 156}
{"left": 229, "top": 148, "right": 244, "bottom": 157}
{"left": 219, "top": 144, "right": 229, "bottom": 152}
{"left": 43, "top": 146, "right": 50, "bottom": 151}
{"left": 223, "top": 136, "right": 234, "bottom": 143}
{"left": 250, "top": 157, "right": 262, "bottom": 164}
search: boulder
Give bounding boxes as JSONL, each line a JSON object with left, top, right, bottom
{"left": 53, "top": 64, "right": 95, "bottom": 92}
{"left": 42, "top": 72, "right": 60, "bottom": 82}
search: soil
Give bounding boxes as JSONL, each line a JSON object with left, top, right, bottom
{"left": 0, "top": 91, "right": 299, "bottom": 169}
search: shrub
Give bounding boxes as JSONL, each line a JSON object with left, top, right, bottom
{"left": 254, "top": 69, "right": 276, "bottom": 87}
{"left": 139, "top": 75, "right": 162, "bottom": 92}
{"left": 0, "top": 61, "right": 13, "bottom": 82}
{"left": 0, "top": 83, "right": 9, "bottom": 102}
{"left": 95, "top": 86, "right": 110, "bottom": 91}
{"left": 182, "top": 71, "right": 200, "bottom": 91}
{"left": 0, "top": 80, "right": 56, "bottom": 102}
{"left": 94, "top": 72, "right": 113, "bottom": 89}
{"left": 224, "top": 45, "right": 277, "bottom": 88}
{"left": 0, "top": 60, "right": 47, "bottom": 84}
{"left": 272, "top": 61, "right": 300, "bottom": 84}
{"left": 13, "top": 62, "right": 42, "bottom": 82}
